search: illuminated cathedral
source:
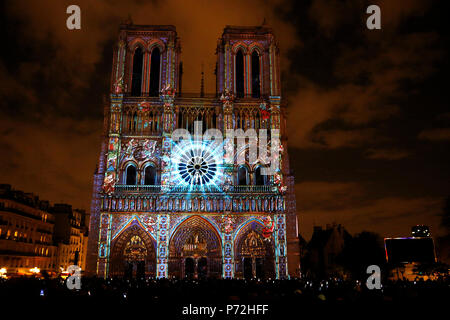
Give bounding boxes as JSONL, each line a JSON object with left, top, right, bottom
{"left": 86, "top": 23, "right": 300, "bottom": 279}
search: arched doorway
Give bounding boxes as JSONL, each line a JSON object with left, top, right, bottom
{"left": 181, "top": 231, "right": 208, "bottom": 279}
{"left": 123, "top": 235, "right": 147, "bottom": 279}
{"left": 198, "top": 257, "right": 208, "bottom": 279}
{"left": 169, "top": 216, "right": 222, "bottom": 279}
{"left": 184, "top": 257, "right": 195, "bottom": 279}
{"left": 235, "top": 221, "right": 275, "bottom": 279}
{"left": 109, "top": 223, "right": 156, "bottom": 278}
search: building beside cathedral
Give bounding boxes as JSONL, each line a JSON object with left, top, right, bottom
{"left": 87, "top": 23, "right": 300, "bottom": 279}
{"left": 0, "top": 184, "right": 89, "bottom": 275}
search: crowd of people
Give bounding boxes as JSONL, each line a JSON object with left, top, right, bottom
{"left": 0, "top": 275, "right": 448, "bottom": 316}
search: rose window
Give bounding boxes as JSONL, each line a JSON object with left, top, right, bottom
{"left": 172, "top": 141, "right": 223, "bottom": 188}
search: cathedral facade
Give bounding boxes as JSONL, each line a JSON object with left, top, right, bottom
{"left": 87, "top": 24, "right": 299, "bottom": 279}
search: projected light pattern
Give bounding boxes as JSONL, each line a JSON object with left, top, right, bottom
{"left": 171, "top": 141, "right": 224, "bottom": 190}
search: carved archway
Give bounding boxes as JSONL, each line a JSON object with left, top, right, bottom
{"left": 109, "top": 223, "right": 156, "bottom": 278}
{"left": 169, "top": 216, "right": 222, "bottom": 278}
{"left": 234, "top": 220, "right": 275, "bottom": 279}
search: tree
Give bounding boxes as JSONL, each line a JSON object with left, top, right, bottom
{"left": 436, "top": 196, "right": 450, "bottom": 264}
{"left": 440, "top": 196, "right": 450, "bottom": 235}
{"left": 337, "top": 231, "right": 385, "bottom": 280}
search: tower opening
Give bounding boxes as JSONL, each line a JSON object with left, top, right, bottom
{"left": 149, "top": 47, "right": 161, "bottom": 97}
{"left": 235, "top": 49, "right": 245, "bottom": 98}
{"left": 131, "top": 47, "right": 143, "bottom": 96}
{"left": 251, "top": 51, "right": 260, "bottom": 98}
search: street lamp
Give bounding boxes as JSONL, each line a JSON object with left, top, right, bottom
{"left": 30, "top": 267, "right": 40, "bottom": 274}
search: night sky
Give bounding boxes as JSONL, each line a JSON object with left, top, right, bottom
{"left": 0, "top": 0, "right": 448, "bottom": 240}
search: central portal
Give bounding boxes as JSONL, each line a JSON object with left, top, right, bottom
{"left": 182, "top": 232, "right": 208, "bottom": 279}
{"left": 169, "top": 216, "right": 222, "bottom": 278}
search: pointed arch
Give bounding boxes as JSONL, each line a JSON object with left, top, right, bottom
{"left": 149, "top": 47, "right": 161, "bottom": 97}
{"left": 233, "top": 219, "right": 275, "bottom": 279}
{"left": 169, "top": 215, "right": 222, "bottom": 278}
{"left": 231, "top": 42, "right": 248, "bottom": 55}
{"left": 254, "top": 165, "right": 268, "bottom": 185}
{"left": 124, "top": 163, "right": 137, "bottom": 185}
{"left": 109, "top": 221, "right": 156, "bottom": 277}
{"left": 128, "top": 38, "right": 147, "bottom": 53}
{"left": 147, "top": 39, "right": 165, "bottom": 53}
{"left": 112, "top": 216, "right": 156, "bottom": 243}
{"left": 251, "top": 50, "right": 261, "bottom": 98}
{"left": 131, "top": 46, "right": 144, "bottom": 96}
{"left": 170, "top": 215, "right": 222, "bottom": 241}
{"left": 143, "top": 163, "right": 158, "bottom": 185}
{"left": 233, "top": 218, "right": 265, "bottom": 242}
{"left": 248, "top": 42, "right": 264, "bottom": 56}
{"left": 235, "top": 49, "right": 245, "bottom": 98}
{"left": 237, "top": 165, "right": 249, "bottom": 185}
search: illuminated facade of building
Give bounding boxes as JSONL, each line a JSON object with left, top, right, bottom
{"left": 0, "top": 184, "right": 57, "bottom": 274}
{"left": 50, "top": 205, "right": 89, "bottom": 272}
{"left": 0, "top": 185, "right": 89, "bottom": 275}
{"left": 87, "top": 24, "right": 300, "bottom": 279}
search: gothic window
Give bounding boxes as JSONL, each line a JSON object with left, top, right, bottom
{"left": 149, "top": 47, "right": 161, "bottom": 97}
{"left": 131, "top": 47, "right": 143, "bottom": 96}
{"left": 251, "top": 51, "right": 260, "bottom": 98}
{"left": 237, "top": 166, "right": 248, "bottom": 185}
{"left": 254, "top": 166, "right": 267, "bottom": 185}
{"left": 144, "top": 165, "right": 157, "bottom": 185}
{"left": 125, "top": 164, "right": 137, "bottom": 185}
{"left": 235, "top": 49, "right": 245, "bottom": 98}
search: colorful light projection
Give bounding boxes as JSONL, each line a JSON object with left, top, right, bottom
{"left": 171, "top": 140, "right": 224, "bottom": 191}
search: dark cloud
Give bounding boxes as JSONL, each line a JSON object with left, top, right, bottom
{"left": 418, "top": 128, "right": 450, "bottom": 141}
{"left": 364, "top": 148, "right": 411, "bottom": 160}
